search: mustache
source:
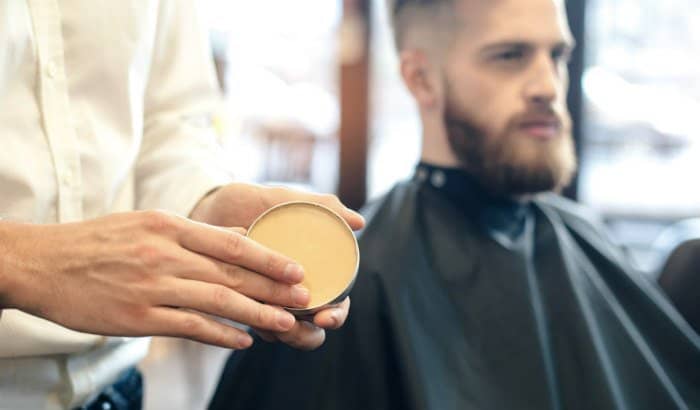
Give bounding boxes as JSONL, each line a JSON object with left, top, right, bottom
{"left": 445, "top": 107, "right": 564, "bottom": 126}
{"left": 443, "top": 106, "right": 569, "bottom": 140}
{"left": 512, "top": 107, "right": 564, "bottom": 128}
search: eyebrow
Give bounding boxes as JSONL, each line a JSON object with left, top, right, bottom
{"left": 479, "top": 39, "right": 576, "bottom": 55}
{"left": 393, "top": 0, "right": 440, "bottom": 15}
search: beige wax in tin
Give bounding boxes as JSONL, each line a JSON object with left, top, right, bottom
{"left": 246, "top": 201, "right": 359, "bottom": 315}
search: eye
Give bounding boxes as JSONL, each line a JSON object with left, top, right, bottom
{"left": 496, "top": 49, "right": 525, "bottom": 61}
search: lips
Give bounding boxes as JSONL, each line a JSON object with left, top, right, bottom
{"left": 518, "top": 117, "right": 562, "bottom": 140}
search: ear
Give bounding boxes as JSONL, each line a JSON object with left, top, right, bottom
{"left": 399, "top": 49, "right": 442, "bottom": 111}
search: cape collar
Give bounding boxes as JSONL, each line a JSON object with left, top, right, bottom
{"left": 413, "top": 162, "right": 533, "bottom": 246}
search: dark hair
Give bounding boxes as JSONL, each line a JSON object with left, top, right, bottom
{"left": 390, "top": 0, "right": 455, "bottom": 50}
{"left": 393, "top": 0, "right": 422, "bottom": 14}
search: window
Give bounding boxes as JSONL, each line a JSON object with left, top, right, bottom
{"left": 580, "top": 0, "right": 700, "bottom": 219}
{"left": 368, "top": 0, "right": 421, "bottom": 199}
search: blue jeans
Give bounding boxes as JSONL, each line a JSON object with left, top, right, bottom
{"left": 74, "top": 367, "right": 143, "bottom": 410}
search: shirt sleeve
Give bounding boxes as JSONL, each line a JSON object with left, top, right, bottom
{"left": 135, "top": 0, "right": 233, "bottom": 216}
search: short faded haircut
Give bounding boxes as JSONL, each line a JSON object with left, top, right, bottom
{"left": 389, "top": 0, "right": 458, "bottom": 51}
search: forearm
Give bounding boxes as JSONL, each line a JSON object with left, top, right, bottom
{"left": 0, "top": 221, "right": 58, "bottom": 314}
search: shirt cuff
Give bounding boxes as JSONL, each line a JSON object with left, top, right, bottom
{"left": 136, "top": 164, "right": 233, "bottom": 218}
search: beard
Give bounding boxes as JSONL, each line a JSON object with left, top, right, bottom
{"left": 444, "top": 97, "right": 577, "bottom": 197}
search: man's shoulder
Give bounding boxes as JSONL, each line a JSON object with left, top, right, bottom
{"left": 358, "top": 180, "right": 417, "bottom": 242}
{"left": 535, "top": 193, "right": 603, "bottom": 224}
{"left": 534, "top": 192, "right": 617, "bottom": 249}
{"left": 350, "top": 181, "right": 421, "bottom": 276}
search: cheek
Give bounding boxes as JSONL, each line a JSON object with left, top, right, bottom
{"left": 452, "top": 85, "right": 515, "bottom": 135}
{"left": 445, "top": 63, "right": 524, "bottom": 135}
{"left": 473, "top": 84, "right": 523, "bottom": 134}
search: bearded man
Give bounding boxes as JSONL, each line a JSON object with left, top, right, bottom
{"left": 208, "top": 0, "right": 700, "bottom": 409}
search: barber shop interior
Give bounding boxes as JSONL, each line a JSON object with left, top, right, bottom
{"left": 0, "top": 1, "right": 698, "bottom": 410}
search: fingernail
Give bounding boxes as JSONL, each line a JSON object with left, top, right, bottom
{"left": 283, "top": 263, "right": 304, "bottom": 282}
{"left": 291, "top": 285, "right": 310, "bottom": 306}
{"left": 277, "top": 311, "right": 295, "bottom": 329}
{"left": 237, "top": 334, "right": 253, "bottom": 348}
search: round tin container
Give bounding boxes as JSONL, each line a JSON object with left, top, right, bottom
{"left": 246, "top": 201, "right": 360, "bottom": 316}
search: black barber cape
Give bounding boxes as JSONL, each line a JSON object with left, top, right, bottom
{"left": 209, "top": 163, "right": 700, "bottom": 410}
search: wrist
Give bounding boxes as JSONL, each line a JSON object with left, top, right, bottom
{"left": 0, "top": 221, "right": 44, "bottom": 311}
{"left": 189, "top": 187, "right": 220, "bottom": 223}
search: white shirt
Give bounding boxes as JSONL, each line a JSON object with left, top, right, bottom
{"left": 0, "top": 1, "right": 232, "bottom": 408}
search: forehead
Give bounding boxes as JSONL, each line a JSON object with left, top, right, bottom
{"left": 455, "top": 0, "right": 573, "bottom": 46}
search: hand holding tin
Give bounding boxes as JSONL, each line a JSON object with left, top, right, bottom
{"left": 189, "top": 184, "right": 363, "bottom": 351}
{"left": 0, "top": 210, "right": 312, "bottom": 350}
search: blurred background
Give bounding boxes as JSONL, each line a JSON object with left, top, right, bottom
{"left": 141, "top": 1, "right": 700, "bottom": 409}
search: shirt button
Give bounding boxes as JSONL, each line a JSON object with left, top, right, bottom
{"left": 101, "top": 401, "right": 112, "bottom": 410}
{"left": 46, "top": 60, "right": 59, "bottom": 78}
{"left": 430, "top": 170, "right": 446, "bottom": 188}
{"left": 416, "top": 167, "right": 429, "bottom": 182}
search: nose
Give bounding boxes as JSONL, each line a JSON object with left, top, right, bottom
{"left": 523, "top": 52, "right": 561, "bottom": 105}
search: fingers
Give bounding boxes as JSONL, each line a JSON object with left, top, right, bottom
{"left": 229, "top": 227, "right": 247, "bottom": 236}
{"left": 146, "top": 307, "right": 254, "bottom": 350}
{"left": 308, "top": 194, "right": 365, "bottom": 231}
{"left": 339, "top": 210, "right": 365, "bottom": 231}
{"left": 258, "top": 320, "right": 326, "bottom": 351}
{"left": 267, "top": 188, "right": 365, "bottom": 231}
{"left": 178, "top": 222, "right": 304, "bottom": 285}
{"left": 251, "top": 327, "right": 276, "bottom": 343}
{"left": 312, "top": 297, "right": 350, "bottom": 330}
{"left": 178, "top": 254, "right": 310, "bottom": 308}
{"left": 251, "top": 299, "right": 350, "bottom": 350}
{"left": 162, "top": 278, "right": 297, "bottom": 332}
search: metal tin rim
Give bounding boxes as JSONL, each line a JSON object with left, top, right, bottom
{"left": 246, "top": 200, "right": 360, "bottom": 316}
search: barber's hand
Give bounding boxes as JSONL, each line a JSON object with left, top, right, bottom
{"left": 0, "top": 211, "right": 313, "bottom": 350}
{"left": 189, "top": 183, "right": 365, "bottom": 231}
{"left": 189, "top": 183, "right": 364, "bottom": 350}
{"left": 252, "top": 297, "right": 350, "bottom": 351}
